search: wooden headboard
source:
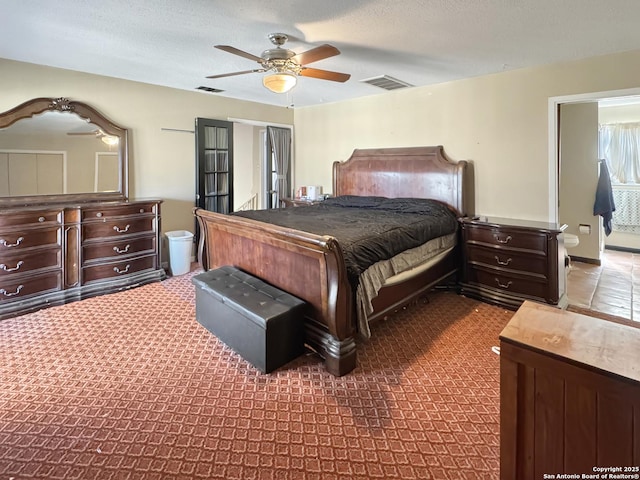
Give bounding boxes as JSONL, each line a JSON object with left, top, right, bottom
{"left": 332, "top": 146, "right": 468, "bottom": 216}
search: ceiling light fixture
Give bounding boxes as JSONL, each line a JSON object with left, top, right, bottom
{"left": 262, "top": 71, "right": 297, "bottom": 94}
{"left": 101, "top": 135, "right": 119, "bottom": 146}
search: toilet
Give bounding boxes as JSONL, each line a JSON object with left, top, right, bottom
{"left": 564, "top": 233, "right": 579, "bottom": 269}
{"left": 565, "top": 233, "right": 579, "bottom": 249}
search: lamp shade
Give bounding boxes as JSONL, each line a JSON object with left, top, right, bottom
{"left": 262, "top": 72, "right": 297, "bottom": 93}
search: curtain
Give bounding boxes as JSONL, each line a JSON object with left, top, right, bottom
{"left": 598, "top": 123, "right": 640, "bottom": 183}
{"left": 267, "top": 126, "right": 291, "bottom": 206}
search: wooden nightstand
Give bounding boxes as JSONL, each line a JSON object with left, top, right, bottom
{"left": 459, "top": 216, "right": 567, "bottom": 310}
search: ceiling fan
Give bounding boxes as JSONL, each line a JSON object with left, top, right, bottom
{"left": 67, "top": 129, "right": 119, "bottom": 145}
{"left": 206, "top": 33, "right": 351, "bottom": 94}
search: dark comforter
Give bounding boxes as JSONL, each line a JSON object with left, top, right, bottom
{"left": 233, "top": 196, "right": 458, "bottom": 287}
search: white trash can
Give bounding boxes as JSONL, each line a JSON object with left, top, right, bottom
{"left": 166, "top": 230, "right": 194, "bottom": 276}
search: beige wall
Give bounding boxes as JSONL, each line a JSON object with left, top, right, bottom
{"left": 293, "top": 49, "right": 640, "bottom": 222}
{"left": 0, "top": 58, "right": 293, "bottom": 241}
{"left": 558, "top": 102, "right": 600, "bottom": 260}
{"left": 600, "top": 102, "right": 640, "bottom": 123}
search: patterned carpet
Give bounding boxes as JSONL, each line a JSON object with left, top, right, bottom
{"left": 0, "top": 266, "right": 513, "bottom": 479}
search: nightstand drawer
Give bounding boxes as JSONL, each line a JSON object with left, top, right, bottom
{"left": 464, "top": 225, "right": 547, "bottom": 252}
{"left": 465, "top": 266, "right": 548, "bottom": 301}
{"left": 466, "top": 245, "right": 547, "bottom": 276}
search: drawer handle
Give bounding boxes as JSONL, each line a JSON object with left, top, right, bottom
{"left": 113, "top": 224, "right": 131, "bottom": 233}
{"left": 38, "top": 216, "right": 46, "bottom": 223}
{"left": 0, "top": 261, "right": 24, "bottom": 272}
{"left": 494, "top": 256, "right": 512, "bottom": 266}
{"left": 495, "top": 278, "right": 513, "bottom": 289}
{"left": 113, "top": 244, "right": 131, "bottom": 254}
{"left": 1, "top": 284, "right": 24, "bottom": 297}
{"left": 493, "top": 234, "right": 512, "bottom": 244}
{"left": 113, "top": 264, "right": 131, "bottom": 274}
{"left": 1, "top": 237, "right": 24, "bottom": 248}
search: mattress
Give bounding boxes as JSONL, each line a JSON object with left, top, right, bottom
{"left": 356, "top": 232, "right": 457, "bottom": 339}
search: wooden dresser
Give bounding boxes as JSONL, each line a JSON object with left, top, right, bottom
{"left": 500, "top": 301, "right": 640, "bottom": 480}
{"left": 0, "top": 199, "right": 165, "bottom": 320}
{"left": 459, "top": 216, "right": 567, "bottom": 309}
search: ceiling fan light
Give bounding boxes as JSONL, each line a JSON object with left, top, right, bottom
{"left": 262, "top": 72, "right": 297, "bottom": 93}
{"left": 101, "top": 135, "right": 119, "bottom": 146}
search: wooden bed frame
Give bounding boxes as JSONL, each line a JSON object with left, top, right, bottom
{"left": 194, "top": 146, "right": 468, "bottom": 376}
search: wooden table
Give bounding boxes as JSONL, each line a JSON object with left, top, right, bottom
{"left": 499, "top": 301, "right": 640, "bottom": 480}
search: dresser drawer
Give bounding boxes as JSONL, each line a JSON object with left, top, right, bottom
{"left": 82, "top": 255, "right": 157, "bottom": 284}
{"left": 466, "top": 245, "right": 547, "bottom": 276}
{"left": 0, "top": 210, "right": 62, "bottom": 228}
{"left": 465, "top": 266, "right": 548, "bottom": 301}
{"left": 82, "top": 236, "right": 156, "bottom": 262}
{"left": 0, "top": 249, "right": 61, "bottom": 277}
{"left": 82, "top": 203, "right": 157, "bottom": 220}
{"left": 82, "top": 217, "right": 156, "bottom": 240}
{"left": 0, "top": 270, "right": 62, "bottom": 303}
{"left": 464, "top": 225, "right": 547, "bottom": 252}
{"left": 0, "top": 227, "right": 61, "bottom": 252}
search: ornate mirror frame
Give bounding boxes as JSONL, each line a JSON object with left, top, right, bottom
{"left": 0, "top": 97, "right": 128, "bottom": 207}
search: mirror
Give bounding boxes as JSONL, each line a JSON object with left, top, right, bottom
{"left": 0, "top": 97, "right": 128, "bottom": 206}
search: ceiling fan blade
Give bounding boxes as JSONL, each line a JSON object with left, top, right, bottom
{"left": 67, "top": 130, "right": 100, "bottom": 136}
{"left": 300, "top": 67, "right": 351, "bottom": 83}
{"left": 215, "top": 45, "right": 263, "bottom": 63}
{"left": 292, "top": 44, "right": 340, "bottom": 65}
{"left": 206, "top": 69, "right": 265, "bottom": 79}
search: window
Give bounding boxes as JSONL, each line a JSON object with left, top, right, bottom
{"left": 599, "top": 123, "right": 640, "bottom": 184}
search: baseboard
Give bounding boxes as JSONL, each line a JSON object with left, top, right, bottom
{"left": 569, "top": 255, "right": 601, "bottom": 266}
{"left": 605, "top": 245, "right": 640, "bottom": 254}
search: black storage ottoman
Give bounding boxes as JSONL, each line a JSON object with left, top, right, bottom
{"left": 192, "top": 266, "right": 307, "bottom": 373}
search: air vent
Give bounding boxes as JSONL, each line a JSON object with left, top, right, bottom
{"left": 196, "top": 86, "right": 224, "bottom": 93}
{"left": 360, "top": 75, "right": 413, "bottom": 91}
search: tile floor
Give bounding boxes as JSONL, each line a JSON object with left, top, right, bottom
{"left": 566, "top": 249, "right": 639, "bottom": 321}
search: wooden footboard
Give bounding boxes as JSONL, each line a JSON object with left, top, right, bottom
{"left": 194, "top": 208, "right": 357, "bottom": 376}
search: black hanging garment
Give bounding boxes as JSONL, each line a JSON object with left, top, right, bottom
{"left": 593, "top": 160, "right": 616, "bottom": 236}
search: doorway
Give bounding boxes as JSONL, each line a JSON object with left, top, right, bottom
{"left": 548, "top": 88, "right": 640, "bottom": 261}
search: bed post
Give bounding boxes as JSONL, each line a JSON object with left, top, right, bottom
{"left": 304, "top": 321, "right": 357, "bottom": 376}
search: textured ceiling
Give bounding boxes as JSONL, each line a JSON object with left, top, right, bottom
{"left": 2, "top": 0, "right": 640, "bottom": 108}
